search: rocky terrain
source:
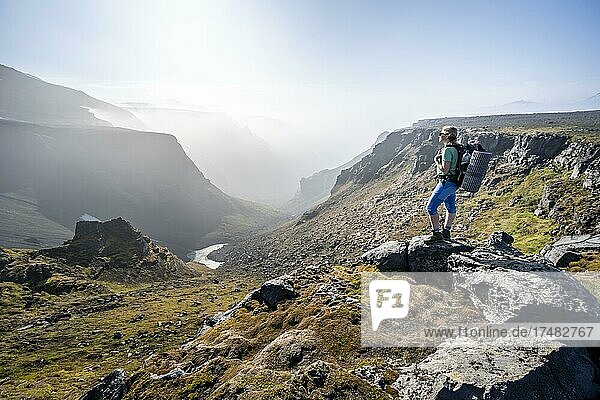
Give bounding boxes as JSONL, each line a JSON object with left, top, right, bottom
{"left": 75, "top": 231, "right": 600, "bottom": 399}
{"left": 0, "top": 218, "right": 261, "bottom": 399}
{"left": 213, "top": 110, "right": 600, "bottom": 280}
{"left": 2, "top": 110, "right": 600, "bottom": 399}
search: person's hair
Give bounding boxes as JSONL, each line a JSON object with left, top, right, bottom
{"left": 441, "top": 126, "right": 458, "bottom": 142}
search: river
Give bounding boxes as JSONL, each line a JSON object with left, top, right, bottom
{"left": 187, "top": 243, "right": 228, "bottom": 269}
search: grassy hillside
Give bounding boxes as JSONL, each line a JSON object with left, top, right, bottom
{"left": 0, "top": 191, "right": 73, "bottom": 249}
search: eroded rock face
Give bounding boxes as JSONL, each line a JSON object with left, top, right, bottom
{"left": 332, "top": 129, "right": 428, "bottom": 190}
{"left": 553, "top": 140, "right": 600, "bottom": 192}
{"left": 79, "top": 369, "right": 128, "bottom": 400}
{"left": 505, "top": 134, "right": 568, "bottom": 167}
{"left": 42, "top": 217, "right": 193, "bottom": 283}
{"left": 393, "top": 342, "right": 600, "bottom": 400}
{"left": 541, "top": 234, "right": 600, "bottom": 268}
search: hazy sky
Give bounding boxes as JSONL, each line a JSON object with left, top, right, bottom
{"left": 1, "top": 0, "right": 599, "bottom": 167}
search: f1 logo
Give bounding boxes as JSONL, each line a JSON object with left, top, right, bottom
{"left": 369, "top": 280, "right": 410, "bottom": 331}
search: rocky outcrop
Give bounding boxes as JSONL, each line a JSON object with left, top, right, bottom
{"left": 541, "top": 234, "right": 600, "bottom": 268}
{"left": 79, "top": 369, "right": 129, "bottom": 400}
{"left": 42, "top": 217, "right": 193, "bottom": 283}
{"left": 393, "top": 342, "right": 599, "bottom": 400}
{"left": 470, "top": 132, "right": 515, "bottom": 156}
{"left": 361, "top": 236, "right": 476, "bottom": 273}
{"left": 505, "top": 133, "right": 568, "bottom": 167}
{"left": 370, "top": 232, "right": 600, "bottom": 399}
{"left": 407, "top": 236, "right": 474, "bottom": 272}
{"left": 411, "top": 142, "right": 437, "bottom": 174}
{"left": 361, "top": 240, "right": 408, "bottom": 271}
{"left": 0, "top": 218, "right": 196, "bottom": 290}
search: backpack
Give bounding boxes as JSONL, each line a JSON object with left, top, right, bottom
{"left": 446, "top": 141, "right": 486, "bottom": 187}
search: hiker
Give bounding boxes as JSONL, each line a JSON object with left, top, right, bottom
{"left": 425, "top": 126, "right": 460, "bottom": 242}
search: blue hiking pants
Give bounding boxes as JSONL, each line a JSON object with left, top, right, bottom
{"left": 426, "top": 180, "right": 457, "bottom": 215}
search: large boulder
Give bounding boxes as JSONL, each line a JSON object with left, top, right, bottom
{"left": 393, "top": 341, "right": 600, "bottom": 400}
{"left": 249, "top": 275, "right": 299, "bottom": 310}
{"left": 541, "top": 234, "right": 600, "bottom": 268}
{"left": 361, "top": 241, "right": 408, "bottom": 271}
{"left": 407, "top": 236, "right": 474, "bottom": 272}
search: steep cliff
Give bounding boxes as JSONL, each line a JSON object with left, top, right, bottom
{"left": 215, "top": 110, "right": 600, "bottom": 279}
{"left": 0, "top": 118, "right": 279, "bottom": 256}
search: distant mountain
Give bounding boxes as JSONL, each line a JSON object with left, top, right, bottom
{"left": 476, "top": 94, "right": 600, "bottom": 116}
{"left": 285, "top": 131, "right": 390, "bottom": 214}
{"left": 0, "top": 118, "right": 279, "bottom": 256}
{"left": 0, "top": 64, "right": 144, "bottom": 129}
{"left": 577, "top": 92, "right": 600, "bottom": 110}
{"left": 0, "top": 65, "right": 280, "bottom": 256}
{"left": 123, "top": 105, "right": 301, "bottom": 204}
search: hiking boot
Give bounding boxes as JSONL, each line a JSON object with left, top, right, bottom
{"left": 442, "top": 228, "right": 451, "bottom": 239}
{"left": 424, "top": 230, "right": 443, "bottom": 243}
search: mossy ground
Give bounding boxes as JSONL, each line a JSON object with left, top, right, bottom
{"left": 0, "top": 265, "right": 259, "bottom": 399}
{"left": 569, "top": 251, "right": 600, "bottom": 272}
{"left": 458, "top": 166, "right": 592, "bottom": 254}
{"left": 120, "top": 265, "right": 432, "bottom": 399}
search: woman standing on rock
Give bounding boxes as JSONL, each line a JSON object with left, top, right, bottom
{"left": 425, "top": 126, "right": 460, "bottom": 242}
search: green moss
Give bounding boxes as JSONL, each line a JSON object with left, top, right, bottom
{"left": 181, "top": 372, "right": 218, "bottom": 399}
{"left": 0, "top": 270, "right": 258, "bottom": 399}
{"left": 569, "top": 252, "right": 600, "bottom": 272}
{"left": 460, "top": 166, "right": 593, "bottom": 253}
